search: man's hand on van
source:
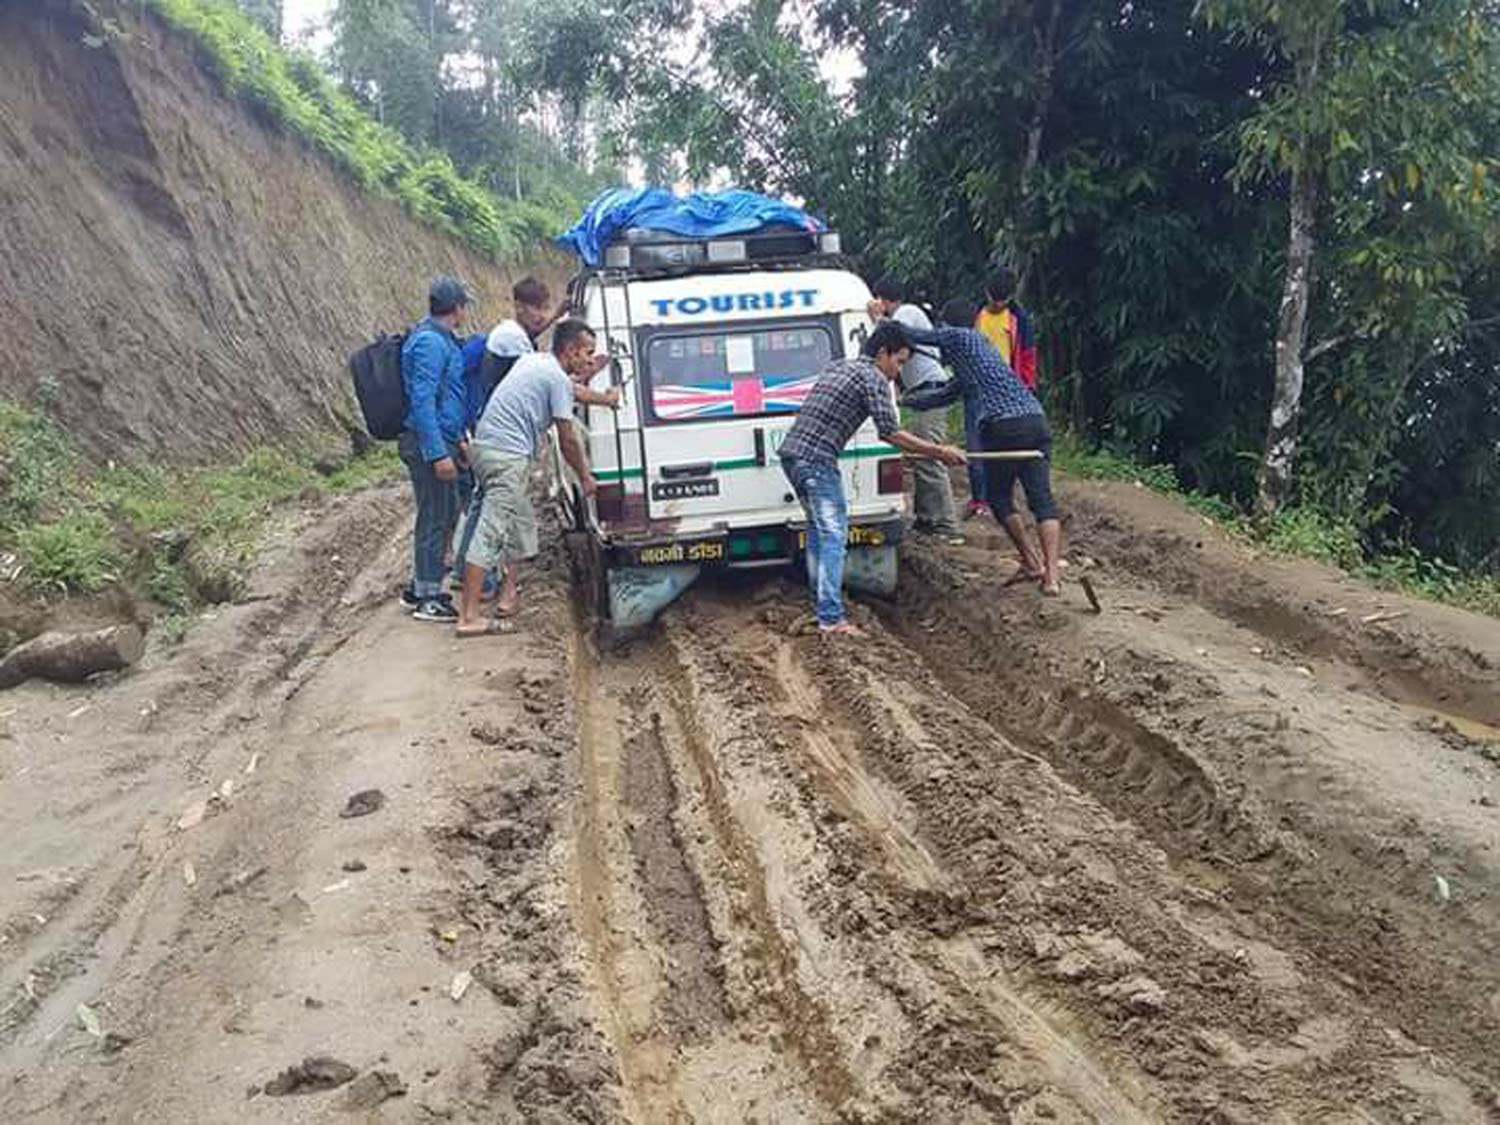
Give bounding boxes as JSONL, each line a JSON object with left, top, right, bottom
{"left": 576, "top": 385, "right": 622, "bottom": 409}
{"left": 580, "top": 471, "right": 598, "bottom": 499}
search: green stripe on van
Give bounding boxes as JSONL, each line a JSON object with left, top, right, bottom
{"left": 595, "top": 445, "right": 899, "bottom": 483}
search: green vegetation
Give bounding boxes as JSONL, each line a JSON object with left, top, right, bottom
{"left": 144, "top": 0, "right": 570, "bottom": 260}
{"left": 1052, "top": 434, "right": 1500, "bottom": 618}
{"left": 0, "top": 403, "right": 402, "bottom": 635}
{"left": 527, "top": 0, "right": 1499, "bottom": 604}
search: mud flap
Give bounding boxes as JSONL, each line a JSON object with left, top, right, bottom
{"left": 606, "top": 564, "right": 701, "bottom": 630}
{"left": 843, "top": 544, "right": 899, "bottom": 598}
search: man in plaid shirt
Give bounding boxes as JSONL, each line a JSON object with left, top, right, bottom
{"left": 780, "top": 323, "right": 966, "bottom": 636}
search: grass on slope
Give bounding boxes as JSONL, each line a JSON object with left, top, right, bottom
{"left": 142, "top": 0, "right": 566, "bottom": 262}
{"left": 1, "top": 402, "right": 401, "bottom": 640}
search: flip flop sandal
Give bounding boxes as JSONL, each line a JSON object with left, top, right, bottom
{"left": 1003, "top": 568, "right": 1044, "bottom": 588}
{"left": 456, "top": 619, "right": 514, "bottom": 638}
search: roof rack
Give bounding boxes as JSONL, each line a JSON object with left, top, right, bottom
{"left": 587, "top": 227, "right": 845, "bottom": 279}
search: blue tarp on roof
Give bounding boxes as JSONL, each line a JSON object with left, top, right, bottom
{"left": 557, "top": 187, "right": 826, "bottom": 267}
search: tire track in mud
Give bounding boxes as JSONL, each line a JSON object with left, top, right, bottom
{"left": 668, "top": 585, "right": 1498, "bottom": 1120}
{"left": 0, "top": 488, "right": 410, "bottom": 1051}
{"left": 570, "top": 614, "right": 855, "bottom": 1122}
{"left": 881, "top": 544, "right": 1500, "bottom": 1111}
{"left": 566, "top": 539, "right": 1497, "bottom": 1120}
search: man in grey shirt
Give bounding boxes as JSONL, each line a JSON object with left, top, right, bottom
{"left": 870, "top": 277, "right": 963, "bottom": 543}
{"left": 456, "top": 319, "right": 618, "bottom": 635}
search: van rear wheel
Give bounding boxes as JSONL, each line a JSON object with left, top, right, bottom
{"left": 844, "top": 544, "right": 899, "bottom": 598}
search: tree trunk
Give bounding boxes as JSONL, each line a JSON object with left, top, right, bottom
{"left": 1257, "top": 161, "right": 1318, "bottom": 518}
{"left": 0, "top": 625, "right": 145, "bottom": 690}
{"left": 1013, "top": 0, "right": 1062, "bottom": 291}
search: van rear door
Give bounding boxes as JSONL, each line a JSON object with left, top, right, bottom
{"left": 637, "top": 317, "right": 841, "bottom": 525}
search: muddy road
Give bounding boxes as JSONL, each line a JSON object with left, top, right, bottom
{"left": 2, "top": 477, "right": 1498, "bottom": 1122}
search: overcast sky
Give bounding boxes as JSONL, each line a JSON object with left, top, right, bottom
{"left": 283, "top": 0, "right": 333, "bottom": 45}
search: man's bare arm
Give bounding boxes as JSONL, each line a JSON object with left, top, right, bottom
{"left": 555, "top": 420, "right": 597, "bottom": 496}
{"left": 575, "top": 384, "right": 621, "bottom": 408}
{"left": 885, "top": 429, "right": 966, "bottom": 466}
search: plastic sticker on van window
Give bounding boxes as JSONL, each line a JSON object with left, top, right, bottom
{"left": 725, "top": 337, "right": 755, "bottom": 374}
{"left": 648, "top": 324, "right": 832, "bottom": 421}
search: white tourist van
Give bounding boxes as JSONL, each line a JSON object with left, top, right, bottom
{"left": 553, "top": 228, "right": 905, "bottom": 631}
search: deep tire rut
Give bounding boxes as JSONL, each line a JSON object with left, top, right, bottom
{"left": 567, "top": 564, "right": 1499, "bottom": 1122}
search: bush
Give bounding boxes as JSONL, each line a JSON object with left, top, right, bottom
{"left": 18, "top": 515, "right": 124, "bottom": 594}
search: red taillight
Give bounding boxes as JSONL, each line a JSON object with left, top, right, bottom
{"left": 877, "top": 458, "right": 904, "bottom": 495}
{"left": 595, "top": 483, "right": 625, "bottom": 522}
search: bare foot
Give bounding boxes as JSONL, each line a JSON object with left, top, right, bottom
{"left": 1003, "top": 566, "right": 1044, "bottom": 588}
{"left": 818, "top": 621, "right": 866, "bottom": 638}
{"left": 1041, "top": 580, "right": 1062, "bottom": 597}
{"left": 494, "top": 596, "right": 519, "bottom": 618}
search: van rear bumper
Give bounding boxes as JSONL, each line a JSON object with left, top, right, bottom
{"left": 604, "top": 516, "right": 903, "bottom": 569}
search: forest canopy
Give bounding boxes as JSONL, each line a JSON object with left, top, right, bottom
{"left": 243, "top": 0, "right": 1500, "bottom": 583}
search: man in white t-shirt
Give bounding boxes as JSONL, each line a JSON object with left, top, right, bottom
{"left": 478, "top": 276, "right": 560, "bottom": 407}
{"left": 869, "top": 277, "right": 963, "bottom": 543}
{"left": 456, "top": 319, "right": 619, "bottom": 636}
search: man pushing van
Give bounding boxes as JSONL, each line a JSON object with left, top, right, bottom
{"left": 455, "top": 318, "right": 618, "bottom": 636}
{"left": 780, "top": 323, "right": 966, "bottom": 637}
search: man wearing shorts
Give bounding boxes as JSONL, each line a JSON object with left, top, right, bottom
{"left": 900, "top": 299, "right": 1064, "bottom": 596}
{"left": 455, "top": 319, "right": 618, "bottom": 636}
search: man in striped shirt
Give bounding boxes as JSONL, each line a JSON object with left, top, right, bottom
{"left": 780, "top": 323, "right": 967, "bottom": 636}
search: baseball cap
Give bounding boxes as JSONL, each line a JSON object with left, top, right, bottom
{"left": 429, "top": 276, "right": 471, "bottom": 315}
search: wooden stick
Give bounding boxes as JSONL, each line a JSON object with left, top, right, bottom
{"left": 912, "top": 450, "right": 1045, "bottom": 462}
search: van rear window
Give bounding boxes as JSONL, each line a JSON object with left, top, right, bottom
{"left": 645, "top": 325, "right": 833, "bottom": 422}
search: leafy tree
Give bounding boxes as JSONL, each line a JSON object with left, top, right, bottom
{"left": 1198, "top": 0, "right": 1500, "bottom": 517}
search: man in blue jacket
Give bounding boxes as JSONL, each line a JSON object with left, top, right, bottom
{"left": 398, "top": 277, "right": 471, "bottom": 622}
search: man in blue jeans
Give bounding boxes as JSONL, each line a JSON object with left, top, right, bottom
{"left": 398, "top": 277, "right": 471, "bottom": 622}
{"left": 779, "top": 323, "right": 967, "bottom": 637}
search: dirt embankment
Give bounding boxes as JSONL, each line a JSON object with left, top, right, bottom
{"left": 0, "top": 0, "right": 564, "bottom": 463}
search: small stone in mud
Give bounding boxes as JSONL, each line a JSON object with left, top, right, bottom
{"left": 341, "top": 1069, "right": 407, "bottom": 1110}
{"left": 471, "top": 722, "right": 506, "bottom": 746}
{"left": 263, "top": 1055, "right": 358, "bottom": 1096}
{"left": 341, "top": 859, "right": 367, "bottom": 872}
{"left": 339, "top": 789, "right": 386, "bottom": 818}
{"left": 303, "top": 996, "right": 324, "bottom": 1009}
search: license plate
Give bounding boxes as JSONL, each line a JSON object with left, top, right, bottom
{"left": 797, "top": 525, "right": 890, "bottom": 549}
{"left": 651, "top": 478, "right": 720, "bottom": 501}
{"left": 632, "top": 539, "right": 727, "bottom": 565}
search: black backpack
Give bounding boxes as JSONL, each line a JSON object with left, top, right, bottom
{"left": 349, "top": 333, "right": 408, "bottom": 440}
{"left": 475, "top": 349, "right": 520, "bottom": 413}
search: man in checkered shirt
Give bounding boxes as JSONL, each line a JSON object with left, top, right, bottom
{"left": 780, "top": 323, "right": 966, "bottom": 637}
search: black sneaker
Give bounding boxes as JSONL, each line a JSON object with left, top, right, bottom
{"left": 399, "top": 585, "right": 420, "bottom": 609}
{"left": 412, "top": 596, "right": 458, "bottom": 622}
